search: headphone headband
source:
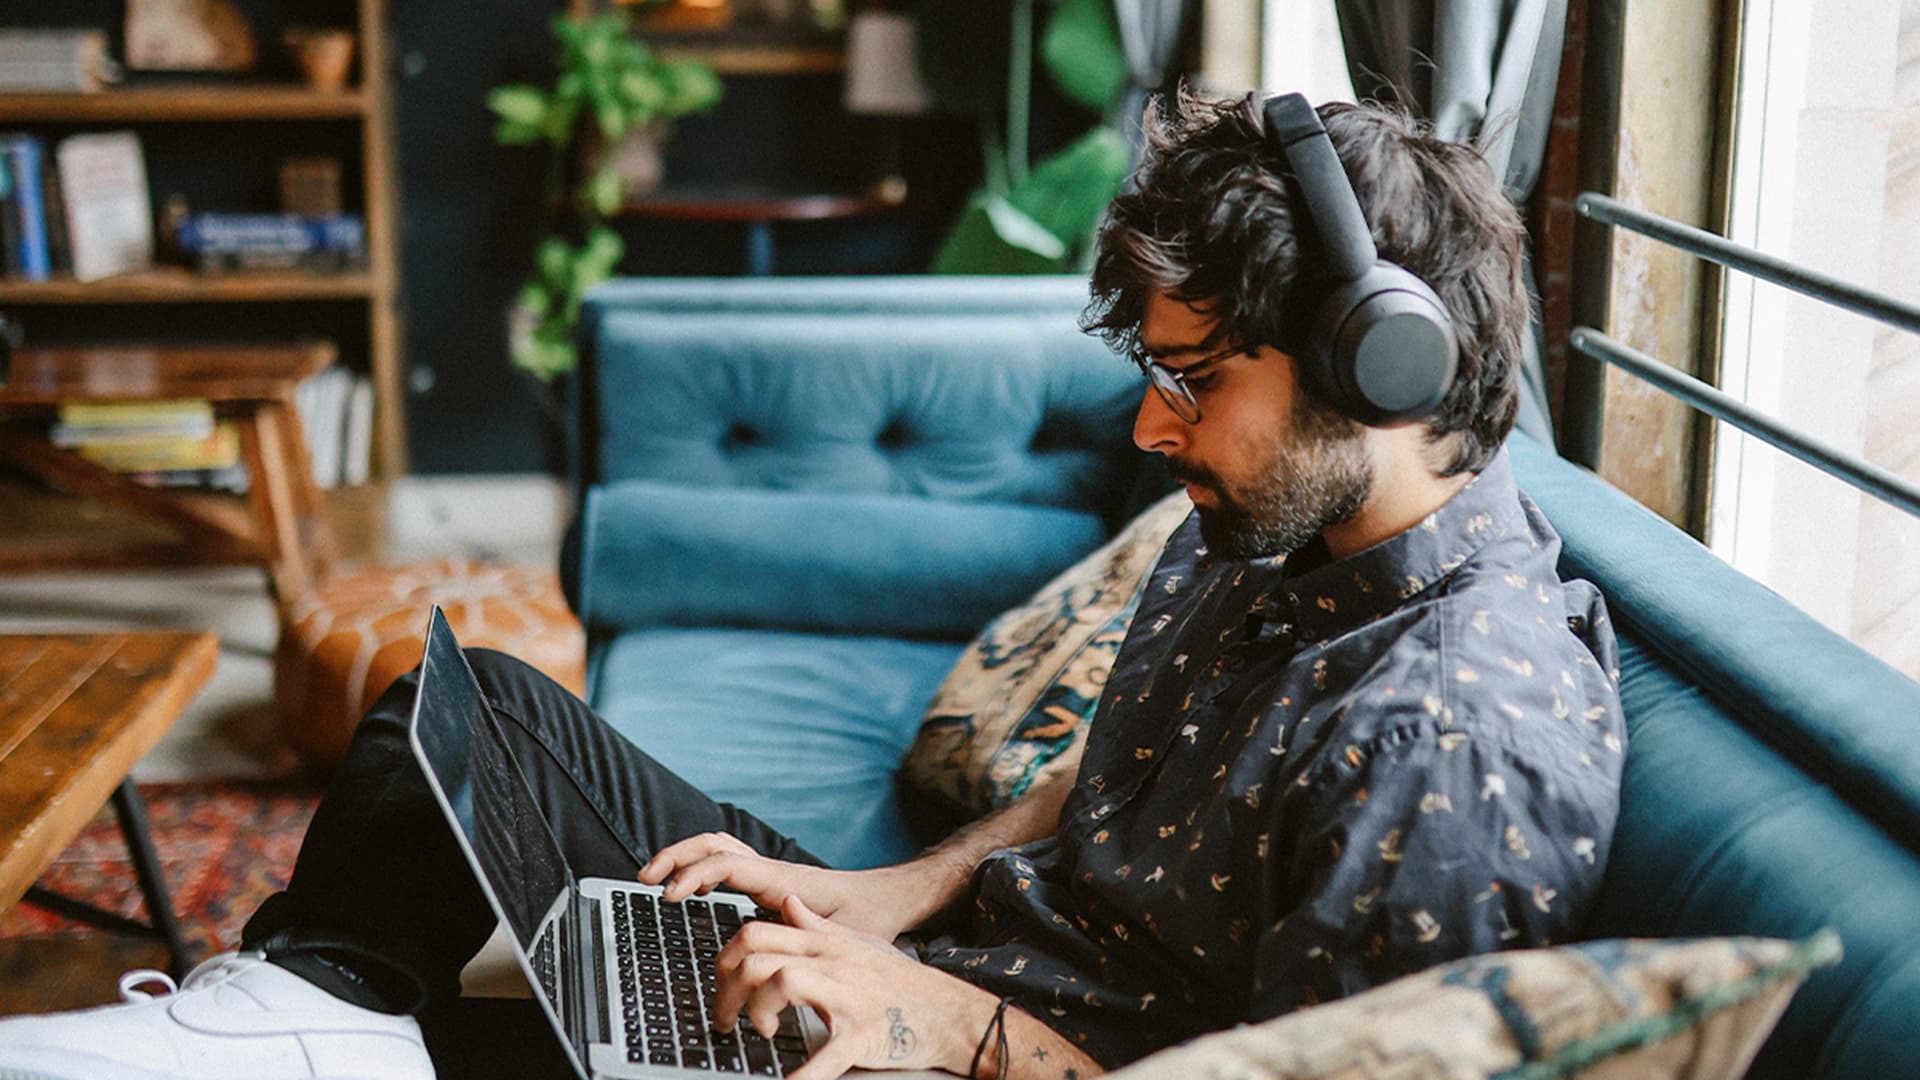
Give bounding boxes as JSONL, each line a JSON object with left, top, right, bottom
{"left": 1258, "top": 93, "right": 1375, "bottom": 283}
{"left": 1244, "top": 91, "right": 1460, "bottom": 424}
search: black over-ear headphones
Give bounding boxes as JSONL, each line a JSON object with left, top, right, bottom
{"left": 1255, "top": 92, "right": 1458, "bottom": 424}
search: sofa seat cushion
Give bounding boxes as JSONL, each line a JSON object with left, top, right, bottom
{"left": 589, "top": 627, "right": 965, "bottom": 870}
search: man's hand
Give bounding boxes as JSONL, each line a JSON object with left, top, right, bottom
{"left": 639, "top": 834, "right": 932, "bottom": 941}
{"left": 714, "top": 897, "right": 1104, "bottom": 1080}
{"left": 641, "top": 769, "right": 1077, "bottom": 941}
{"left": 713, "top": 897, "right": 986, "bottom": 1080}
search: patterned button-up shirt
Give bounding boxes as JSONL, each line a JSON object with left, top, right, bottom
{"left": 915, "top": 449, "right": 1625, "bottom": 1067}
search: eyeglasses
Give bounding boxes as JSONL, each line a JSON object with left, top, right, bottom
{"left": 1130, "top": 341, "right": 1252, "bottom": 424}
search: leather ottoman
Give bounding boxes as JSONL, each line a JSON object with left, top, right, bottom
{"left": 275, "top": 558, "right": 585, "bottom": 766}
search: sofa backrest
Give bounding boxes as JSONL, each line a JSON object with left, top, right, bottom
{"left": 1511, "top": 434, "right": 1920, "bottom": 1079}
{"left": 567, "top": 277, "right": 1153, "bottom": 642}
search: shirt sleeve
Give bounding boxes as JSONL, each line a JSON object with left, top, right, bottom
{"left": 1246, "top": 713, "right": 1615, "bottom": 1020}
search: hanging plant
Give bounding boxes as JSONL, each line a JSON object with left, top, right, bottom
{"left": 489, "top": 10, "right": 723, "bottom": 379}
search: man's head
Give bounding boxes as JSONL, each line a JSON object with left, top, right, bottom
{"left": 1084, "top": 91, "right": 1531, "bottom": 559}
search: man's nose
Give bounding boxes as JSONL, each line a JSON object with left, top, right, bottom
{"left": 1133, "top": 387, "right": 1188, "bottom": 455}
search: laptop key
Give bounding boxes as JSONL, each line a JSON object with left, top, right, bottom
{"left": 683, "top": 1049, "right": 713, "bottom": 1071}
{"left": 743, "top": 1032, "right": 779, "bottom": 1076}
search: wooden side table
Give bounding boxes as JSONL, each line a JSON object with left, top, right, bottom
{"left": 0, "top": 343, "right": 339, "bottom": 604}
{"left": 0, "top": 631, "right": 219, "bottom": 976}
{"left": 618, "top": 190, "right": 906, "bottom": 276}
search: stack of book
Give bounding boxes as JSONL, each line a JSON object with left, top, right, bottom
{"left": 293, "top": 365, "right": 374, "bottom": 489}
{"left": 0, "top": 29, "right": 119, "bottom": 93}
{"left": 51, "top": 399, "right": 247, "bottom": 490}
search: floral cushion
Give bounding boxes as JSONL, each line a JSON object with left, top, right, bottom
{"left": 901, "top": 491, "right": 1191, "bottom": 817}
{"left": 1104, "top": 931, "right": 1841, "bottom": 1080}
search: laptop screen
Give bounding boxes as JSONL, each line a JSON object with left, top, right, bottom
{"left": 411, "top": 610, "right": 576, "bottom": 958}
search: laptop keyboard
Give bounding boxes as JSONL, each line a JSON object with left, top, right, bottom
{"left": 613, "top": 891, "right": 810, "bottom": 1075}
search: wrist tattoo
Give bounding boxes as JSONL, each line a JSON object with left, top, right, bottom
{"left": 885, "top": 1006, "right": 917, "bottom": 1060}
{"left": 1032, "top": 1047, "right": 1048, "bottom": 1061}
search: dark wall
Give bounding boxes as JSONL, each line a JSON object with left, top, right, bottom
{"left": 391, "top": 7, "right": 976, "bottom": 475}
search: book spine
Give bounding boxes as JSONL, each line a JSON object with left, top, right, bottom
{"left": 8, "top": 136, "right": 50, "bottom": 281}
{"left": 39, "top": 154, "right": 70, "bottom": 276}
{"left": 0, "top": 137, "right": 22, "bottom": 279}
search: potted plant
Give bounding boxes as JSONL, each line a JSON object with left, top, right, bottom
{"left": 489, "top": 10, "right": 723, "bottom": 379}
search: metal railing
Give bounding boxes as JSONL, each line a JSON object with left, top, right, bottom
{"left": 1571, "top": 191, "right": 1920, "bottom": 521}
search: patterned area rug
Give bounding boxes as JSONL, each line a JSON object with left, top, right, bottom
{"left": 0, "top": 782, "right": 322, "bottom": 959}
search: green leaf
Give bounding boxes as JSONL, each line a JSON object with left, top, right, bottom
{"left": 660, "top": 62, "right": 724, "bottom": 115}
{"left": 618, "top": 69, "right": 666, "bottom": 118}
{"left": 513, "top": 333, "right": 578, "bottom": 381}
{"left": 535, "top": 236, "right": 575, "bottom": 289}
{"left": 488, "top": 85, "right": 549, "bottom": 132}
{"left": 581, "top": 226, "right": 625, "bottom": 273}
{"left": 932, "top": 191, "right": 1067, "bottom": 274}
{"left": 1041, "top": 0, "right": 1129, "bottom": 114}
{"left": 514, "top": 281, "right": 551, "bottom": 322}
{"left": 584, "top": 168, "right": 625, "bottom": 217}
{"left": 1006, "top": 126, "right": 1131, "bottom": 245}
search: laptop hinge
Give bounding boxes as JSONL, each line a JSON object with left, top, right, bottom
{"left": 569, "top": 890, "right": 607, "bottom": 1049}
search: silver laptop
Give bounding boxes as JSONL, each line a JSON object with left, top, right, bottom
{"left": 407, "top": 607, "right": 839, "bottom": 1078}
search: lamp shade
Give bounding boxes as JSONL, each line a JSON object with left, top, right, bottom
{"left": 843, "top": 11, "right": 931, "bottom": 115}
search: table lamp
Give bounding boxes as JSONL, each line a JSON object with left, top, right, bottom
{"left": 842, "top": 9, "right": 930, "bottom": 201}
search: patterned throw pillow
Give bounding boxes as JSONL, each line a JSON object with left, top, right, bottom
{"left": 1104, "top": 931, "right": 1841, "bottom": 1080}
{"left": 902, "top": 490, "right": 1192, "bottom": 818}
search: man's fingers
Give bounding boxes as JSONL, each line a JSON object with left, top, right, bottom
{"left": 637, "top": 832, "right": 749, "bottom": 885}
{"left": 712, "top": 952, "right": 789, "bottom": 1029}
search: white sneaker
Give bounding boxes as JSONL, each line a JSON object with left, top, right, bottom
{"left": 0, "top": 953, "right": 434, "bottom": 1080}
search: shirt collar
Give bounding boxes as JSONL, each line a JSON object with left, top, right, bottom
{"left": 1264, "top": 447, "right": 1527, "bottom": 644}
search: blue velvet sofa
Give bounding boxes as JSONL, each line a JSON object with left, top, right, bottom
{"left": 564, "top": 276, "right": 1920, "bottom": 1078}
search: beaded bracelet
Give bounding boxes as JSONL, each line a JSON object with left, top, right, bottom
{"left": 969, "top": 995, "right": 1016, "bottom": 1080}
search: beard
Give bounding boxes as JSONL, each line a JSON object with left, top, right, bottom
{"left": 1172, "top": 396, "right": 1374, "bottom": 561}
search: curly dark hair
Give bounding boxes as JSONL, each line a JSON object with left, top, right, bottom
{"left": 1084, "top": 89, "right": 1531, "bottom": 475}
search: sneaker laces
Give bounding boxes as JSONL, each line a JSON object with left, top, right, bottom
{"left": 116, "top": 953, "right": 260, "bottom": 1003}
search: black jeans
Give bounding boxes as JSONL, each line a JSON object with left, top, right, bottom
{"left": 240, "top": 649, "right": 822, "bottom": 1063}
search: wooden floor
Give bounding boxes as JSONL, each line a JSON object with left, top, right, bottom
{"left": 0, "top": 932, "right": 174, "bottom": 1015}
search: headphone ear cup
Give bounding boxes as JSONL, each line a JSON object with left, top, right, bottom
{"left": 1306, "top": 264, "right": 1458, "bottom": 423}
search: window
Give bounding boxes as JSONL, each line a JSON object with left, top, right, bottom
{"left": 1710, "top": 0, "right": 1920, "bottom": 676}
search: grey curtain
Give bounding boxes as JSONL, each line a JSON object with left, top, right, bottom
{"left": 1113, "top": 0, "right": 1201, "bottom": 151}
{"left": 1333, "top": 0, "right": 1566, "bottom": 443}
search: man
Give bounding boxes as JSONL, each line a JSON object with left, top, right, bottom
{"left": 0, "top": 92, "right": 1623, "bottom": 1080}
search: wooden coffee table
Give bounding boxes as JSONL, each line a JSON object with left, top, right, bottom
{"left": 0, "top": 631, "right": 219, "bottom": 976}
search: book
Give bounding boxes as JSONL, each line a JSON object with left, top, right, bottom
{"left": 39, "top": 155, "right": 71, "bottom": 276}
{"left": 0, "top": 29, "right": 119, "bottom": 93}
{"left": 175, "top": 212, "right": 366, "bottom": 273}
{"left": 0, "top": 149, "right": 21, "bottom": 278}
{"left": 341, "top": 374, "right": 374, "bottom": 487}
{"left": 52, "top": 399, "right": 215, "bottom": 446}
{"left": 1, "top": 135, "right": 52, "bottom": 281}
{"left": 76, "top": 421, "right": 241, "bottom": 473}
{"left": 294, "top": 365, "right": 352, "bottom": 488}
{"left": 56, "top": 131, "right": 155, "bottom": 282}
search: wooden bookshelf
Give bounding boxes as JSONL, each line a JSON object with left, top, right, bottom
{"left": 0, "top": 85, "right": 371, "bottom": 123}
{"left": 0, "top": 0, "right": 407, "bottom": 487}
{"left": 0, "top": 268, "right": 376, "bottom": 304}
